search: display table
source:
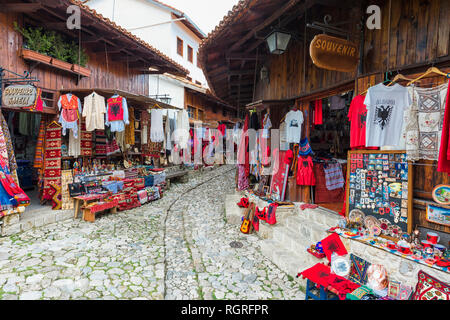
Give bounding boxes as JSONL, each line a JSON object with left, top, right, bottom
{"left": 299, "top": 263, "right": 360, "bottom": 300}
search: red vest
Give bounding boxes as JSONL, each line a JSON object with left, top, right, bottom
{"left": 107, "top": 96, "right": 124, "bottom": 122}
{"left": 60, "top": 94, "right": 80, "bottom": 123}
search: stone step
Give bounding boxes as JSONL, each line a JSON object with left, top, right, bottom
{"left": 259, "top": 239, "right": 319, "bottom": 279}
{"left": 225, "top": 194, "right": 246, "bottom": 225}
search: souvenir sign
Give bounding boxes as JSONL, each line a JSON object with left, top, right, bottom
{"left": 426, "top": 204, "right": 450, "bottom": 227}
{"left": 2, "top": 84, "right": 37, "bottom": 108}
{"left": 309, "top": 34, "right": 359, "bottom": 72}
{"left": 431, "top": 184, "right": 450, "bottom": 205}
{"left": 346, "top": 151, "right": 412, "bottom": 235}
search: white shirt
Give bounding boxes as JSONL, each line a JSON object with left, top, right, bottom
{"left": 82, "top": 91, "right": 106, "bottom": 132}
{"left": 284, "top": 110, "right": 304, "bottom": 143}
{"left": 175, "top": 110, "right": 190, "bottom": 149}
{"left": 364, "top": 83, "right": 412, "bottom": 147}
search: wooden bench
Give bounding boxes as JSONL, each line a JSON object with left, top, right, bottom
{"left": 81, "top": 199, "right": 119, "bottom": 222}
{"left": 165, "top": 170, "right": 189, "bottom": 188}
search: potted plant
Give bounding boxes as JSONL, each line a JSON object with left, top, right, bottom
{"left": 49, "top": 34, "right": 72, "bottom": 71}
{"left": 69, "top": 43, "right": 91, "bottom": 77}
{"left": 14, "top": 22, "right": 53, "bottom": 64}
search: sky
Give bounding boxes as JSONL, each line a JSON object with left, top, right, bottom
{"left": 160, "top": 0, "right": 241, "bottom": 35}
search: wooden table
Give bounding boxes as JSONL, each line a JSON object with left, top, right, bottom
{"left": 82, "top": 199, "right": 119, "bottom": 222}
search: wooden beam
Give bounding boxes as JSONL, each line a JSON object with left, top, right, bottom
{"left": 226, "top": 53, "right": 265, "bottom": 61}
{"left": 0, "top": 3, "right": 42, "bottom": 13}
{"left": 228, "top": 0, "right": 301, "bottom": 52}
{"left": 244, "top": 0, "right": 314, "bottom": 53}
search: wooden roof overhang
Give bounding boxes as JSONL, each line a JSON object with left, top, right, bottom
{"left": 59, "top": 88, "right": 180, "bottom": 110}
{"left": 199, "top": 0, "right": 360, "bottom": 108}
{"left": 2, "top": 0, "right": 189, "bottom": 77}
{"left": 185, "top": 87, "right": 237, "bottom": 112}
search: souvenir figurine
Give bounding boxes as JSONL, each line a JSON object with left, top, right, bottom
{"left": 410, "top": 227, "right": 420, "bottom": 247}
{"left": 424, "top": 246, "right": 434, "bottom": 259}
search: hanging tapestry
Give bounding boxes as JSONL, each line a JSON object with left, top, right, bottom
{"left": 141, "top": 110, "right": 151, "bottom": 155}
{"left": 80, "top": 120, "right": 93, "bottom": 157}
{"left": 94, "top": 130, "right": 107, "bottom": 156}
{"left": 406, "top": 83, "right": 448, "bottom": 161}
{"left": 49, "top": 182, "right": 62, "bottom": 210}
{"left": 43, "top": 122, "right": 62, "bottom": 201}
{"left": 124, "top": 107, "right": 135, "bottom": 146}
{"left": 0, "top": 112, "right": 17, "bottom": 172}
{"left": 33, "top": 118, "right": 45, "bottom": 171}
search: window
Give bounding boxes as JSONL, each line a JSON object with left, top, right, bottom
{"left": 195, "top": 81, "right": 201, "bottom": 86}
{"left": 187, "top": 45, "right": 193, "bottom": 63}
{"left": 177, "top": 37, "right": 183, "bottom": 56}
{"left": 187, "top": 106, "right": 194, "bottom": 118}
{"left": 198, "top": 109, "right": 204, "bottom": 121}
{"left": 186, "top": 76, "right": 192, "bottom": 82}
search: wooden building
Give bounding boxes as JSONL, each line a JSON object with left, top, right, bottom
{"left": 199, "top": 0, "right": 450, "bottom": 237}
{"left": 0, "top": 0, "right": 187, "bottom": 112}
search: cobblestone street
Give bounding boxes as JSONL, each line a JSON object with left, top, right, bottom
{"left": 0, "top": 166, "right": 304, "bottom": 300}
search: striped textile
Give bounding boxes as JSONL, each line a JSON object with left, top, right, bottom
{"left": 323, "top": 162, "right": 345, "bottom": 191}
{"left": 43, "top": 122, "right": 62, "bottom": 200}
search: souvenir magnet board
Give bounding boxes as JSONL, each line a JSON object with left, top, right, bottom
{"left": 346, "top": 150, "right": 413, "bottom": 235}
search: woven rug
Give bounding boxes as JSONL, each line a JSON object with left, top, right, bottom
{"left": 95, "top": 130, "right": 107, "bottom": 156}
{"left": 80, "top": 120, "right": 93, "bottom": 156}
{"left": 49, "top": 182, "right": 62, "bottom": 210}
{"left": 43, "top": 122, "right": 62, "bottom": 201}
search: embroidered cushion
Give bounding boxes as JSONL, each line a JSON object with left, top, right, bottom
{"left": 346, "top": 285, "right": 373, "bottom": 300}
{"left": 412, "top": 270, "right": 449, "bottom": 300}
{"left": 348, "top": 254, "right": 371, "bottom": 285}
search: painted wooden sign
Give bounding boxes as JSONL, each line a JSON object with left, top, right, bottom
{"left": 2, "top": 84, "right": 37, "bottom": 108}
{"left": 310, "top": 34, "right": 359, "bottom": 72}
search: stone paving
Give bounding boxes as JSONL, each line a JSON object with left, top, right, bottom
{"left": 0, "top": 165, "right": 304, "bottom": 300}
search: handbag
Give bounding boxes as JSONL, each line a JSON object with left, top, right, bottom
{"left": 68, "top": 182, "right": 86, "bottom": 197}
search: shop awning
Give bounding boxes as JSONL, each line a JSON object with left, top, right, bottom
{"left": 59, "top": 88, "right": 181, "bottom": 110}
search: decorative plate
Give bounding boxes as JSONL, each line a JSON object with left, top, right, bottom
{"left": 349, "top": 209, "right": 365, "bottom": 224}
{"left": 364, "top": 216, "right": 380, "bottom": 229}
{"left": 432, "top": 184, "right": 450, "bottom": 205}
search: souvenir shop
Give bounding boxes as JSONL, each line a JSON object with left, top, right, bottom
{"left": 0, "top": 84, "right": 197, "bottom": 221}
{"left": 235, "top": 67, "right": 450, "bottom": 299}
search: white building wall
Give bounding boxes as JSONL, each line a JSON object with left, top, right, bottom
{"left": 149, "top": 75, "right": 185, "bottom": 110}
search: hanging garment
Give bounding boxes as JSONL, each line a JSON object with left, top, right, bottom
{"left": 296, "top": 156, "right": 316, "bottom": 186}
{"left": 313, "top": 162, "right": 345, "bottom": 204}
{"left": 323, "top": 162, "right": 345, "bottom": 190}
{"left": 299, "top": 138, "right": 312, "bottom": 156}
{"left": 364, "top": 83, "right": 411, "bottom": 147}
{"left": 405, "top": 82, "right": 448, "bottom": 161}
{"left": 141, "top": 110, "right": 149, "bottom": 145}
{"left": 83, "top": 91, "right": 106, "bottom": 131}
{"left": 58, "top": 93, "right": 82, "bottom": 138}
{"left": 250, "top": 112, "right": 260, "bottom": 130}
{"left": 237, "top": 114, "right": 250, "bottom": 177}
{"left": 437, "top": 79, "right": 450, "bottom": 174}
{"left": 330, "top": 95, "right": 346, "bottom": 110}
{"left": 43, "top": 122, "right": 62, "bottom": 201}
{"left": 150, "top": 109, "right": 165, "bottom": 143}
{"left": 106, "top": 95, "right": 129, "bottom": 132}
{"left": 0, "top": 116, "right": 11, "bottom": 169}
{"left": 165, "top": 116, "right": 175, "bottom": 151}
{"left": 279, "top": 122, "right": 289, "bottom": 151}
{"left": 175, "top": 109, "right": 190, "bottom": 149}
{"left": 1, "top": 113, "right": 17, "bottom": 173}
{"left": 68, "top": 131, "right": 81, "bottom": 157}
{"left": 18, "top": 112, "right": 29, "bottom": 136}
{"left": 348, "top": 95, "right": 368, "bottom": 149}
{"left": 285, "top": 110, "right": 304, "bottom": 143}
{"left": 314, "top": 100, "right": 323, "bottom": 125}
{"left": 124, "top": 106, "right": 135, "bottom": 146}
{"left": 237, "top": 164, "right": 249, "bottom": 190}
{"left": 116, "top": 131, "right": 126, "bottom": 151}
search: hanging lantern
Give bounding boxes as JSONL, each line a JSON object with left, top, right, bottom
{"left": 265, "top": 30, "right": 292, "bottom": 54}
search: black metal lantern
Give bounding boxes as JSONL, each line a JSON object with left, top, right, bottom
{"left": 265, "top": 30, "right": 292, "bottom": 54}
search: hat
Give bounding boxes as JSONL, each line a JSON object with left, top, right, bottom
{"left": 299, "top": 138, "right": 312, "bottom": 156}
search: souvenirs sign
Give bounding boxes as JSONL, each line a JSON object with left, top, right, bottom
{"left": 346, "top": 150, "right": 413, "bottom": 236}
{"left": 1, "top": 85, "right": 37, "bottom": 108}
{"left": 310, "top": 34, "right": 359, "bottom": 72}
